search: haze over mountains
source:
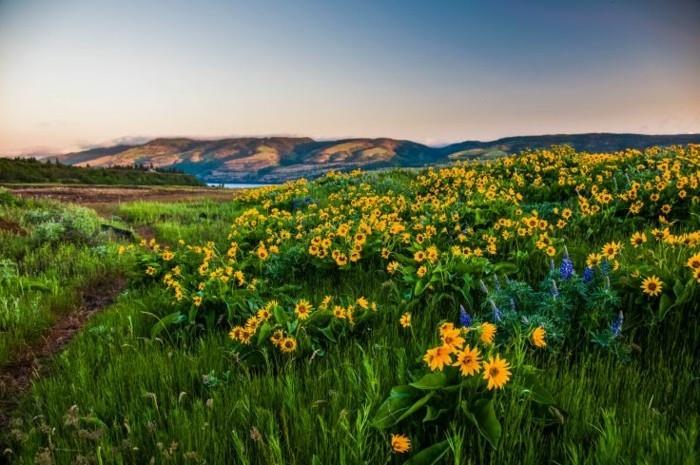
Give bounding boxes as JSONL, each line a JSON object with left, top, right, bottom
{"left": 49, "top": 133, "right": 700, "bottom": 183}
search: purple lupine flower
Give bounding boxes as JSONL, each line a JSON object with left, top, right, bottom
{"left": 560, "top": 247, "right": 575, "bottom": 280}
{"left": 493, "top": 275, "right": 501, "bottom": 290}
{"left": 611, "top": 311, "right": 623, "bottom": 337}
{"left": 549, "top": 259, "right": 555, "bottom": 272}
{"left": 459, "top": 305, "right": 472, "bottom": 327}
{"left": 510, "top": 298, "right": 516, "bottom": 312}
{"left": 489, "top": 299, "right": 502, "bottom": 322}
{"left": 601, "top": 259, "right": 611, "bottom": 277}
{"left": 583, "top": 266, "right": 594, "bottom": 283}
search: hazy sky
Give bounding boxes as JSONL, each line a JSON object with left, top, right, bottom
{"left": 0, "top": 0, "right": 699, "bottom": 155}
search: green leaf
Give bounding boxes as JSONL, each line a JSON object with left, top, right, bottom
{"left": 423, "top": 406, "right": 448, "bottom": 423}
{"left": 371, "top": 385, "right": 420, "bottom": 429}
{"left": 396, "top": 391, "right": 435, "bottom": 424}
{"left": 150, "top": 312, "right": 185, "bottom": 338}
{"left": 410, "top": 372, "right": 447, "bottom": 390}
{"left": 257, "top": 322, "right": 273, "bottom": 345}
{"left": 463, "top": 399, "right": 502, "bottom": 448}
{"left": 517, "top": 370, "right": 555, "bottom": 405}
{"left": 273, "top": 304, "right": 288, "bottom": 325}
{"left": 404, "top": 440, "right": 450, "bottom": 465}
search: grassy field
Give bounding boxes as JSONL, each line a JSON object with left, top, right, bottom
{"left": 1, "top": 144, "right": 699, "bottom": 464}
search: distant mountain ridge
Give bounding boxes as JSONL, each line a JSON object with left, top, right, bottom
{"left": 50, "top": 133, "right": 700, "bottom": 183}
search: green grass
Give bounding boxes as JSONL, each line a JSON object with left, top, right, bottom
{"left": 5, "top": 279, "right": 698, "bottom": 464}
{"left": 0, "top": 195, "right": 127, "bottom": 365}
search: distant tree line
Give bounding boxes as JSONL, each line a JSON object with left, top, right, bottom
{"left": 0, "top": 157, "right": 204, "bottom": 186}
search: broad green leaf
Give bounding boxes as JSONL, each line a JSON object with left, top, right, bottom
{"left": 463, "top": 399, "right": 502, "bottom": 448}
{"left": 404, "top": 440, "right": 450, "bottom": 465}
{"left": 371, "top": 385, "right": 420, "bottom": 429}
{"left": 410, "top": 372, "right": 447, "bottom": 390}
{"left": 396, "top": 391, "right": 435, "bottom": 423}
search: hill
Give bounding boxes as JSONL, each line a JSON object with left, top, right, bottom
{"left": 49, "top": 133, "right": 700, "bottom": 183}
{"left": 0, "top": 157, "right": 204, "bottom": 186}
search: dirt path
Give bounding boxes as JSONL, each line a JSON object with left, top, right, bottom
{"left": 0, "top": 275, "right": 127, "bottom": 431}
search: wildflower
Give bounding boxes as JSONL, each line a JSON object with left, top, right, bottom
{"left": 453, "top": 345, "right": 482, "bottom": 376}
{"left": 270, "top": 329, "right": 284, "bottom": 346}
{"left": 386, "top": 261, "right": 400, "bottom": 274}
{"left": 641, "top": 276, "right": 663, "bottom": 297}
{"left": 482, "top": 355, "right": 512, "bottom": 390}
{"left": 356, "top": 296, "right": 369, "bottom": 309}
{"left": 630, "top": 232, "right": 647, "bottom": 248}
{"left": 479, "top": 322, "right": 497, "bottom": 345}
{"left": 390, "top": 434, "right": 411, "bottom": 454}
{"left": 399, "top": 312, "right": 411, "bottom": 328}
{"left": 229, "top": 326, "right": 243, "bottom": 341}
{"left": 586, "top": 253, "right": 602, "bottom": 268}
{"left": 440, "top": 327, "right": 465, "bottom": 350}
{"left": 687, "top": 253, "right": 700, "bottom": 270}
{"left": 583, "top": 266, "right": 594, "bottom": 283}
{"left": 333, "top": 305, "right": 346, "bottom": 319}
{"left": 294, "top": 300, "right": 313, "bottom": 320}
{"left": 531, "top": 327, "right": 546, "bottom": 348}
{"left": 559, "top": 255, "right": 575, "bottom": 280}
{"left": 256, "top": 243, "right": 269, "bottom": 260}
{"left": 417, "top": 266, "right": 427, "bottom": 278}
{"left": 459, "top": 305, "right": 472, "bottom": 327}
{"left": 611, "top": 311, "right": 623, "bottom": 337}
{"left": 601, "top": 242, "right": 621, "bottom": 260}
{"left": 423, "top": 345, "right": 453, "bottom": 371}
{"left": 279, "top": 337, "right": 297, "bottom": 353}
{"left": 193, "top": 296, "right": 202, "bottom": 307}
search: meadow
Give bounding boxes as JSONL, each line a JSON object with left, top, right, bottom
{"left": 1, "top": 144, "right": 699, "bottom": 464}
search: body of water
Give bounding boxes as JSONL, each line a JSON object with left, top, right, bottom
{"left": 207, "top": 182, "right": 272, "bottom": 189}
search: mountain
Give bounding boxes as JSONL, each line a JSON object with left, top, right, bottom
{"left": 51, "top": 133, "right": 700, "bottom": 183}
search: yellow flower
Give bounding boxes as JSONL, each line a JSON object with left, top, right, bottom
{"left": 270, "top": 329, "right": 284, "bottom": 346}
{"left": 279, "top": 337, "right": 297, "bottom": 353}
{"left": 257, "top": 244, "right": 269, "bottom": 260}
{"left": 453, "top": 345, "right": 482, "bottom": 376}
{"left": 399, "top": 312, "right": 411, "bottom": 328}
{"left": 482, "top": 355, "right": 512, "bottom": 390}
{"left": 586, "top": 253, "right": 603, "bottom": 268}
{"left": 422, "top": 344, "right": 453, "bottom": 372}
{"left": 356, "top": 296, "right": 369, "bottom": 309}
{"left": 479, "top": 322, "right": 497, "bottom": 345}
{"left": 641, "top": 275, "right": 663, "bottom": 297}
{"left": 390, "top": 434, "right": 411, "bottom": 454}
{"left": 294, "top": 299, "right": 313, "bottom": 320}
{"left": 531, "top": 326, "right": 546, "bottom": 348}
{"left": 687, "top": 253, "right": 700, "bottom": 270}
{"left": 440, "top": 327, "right": 465, "bottom": 350}
{"left": 193, "top": 296, "right": 202, "bottom": 307}
{"left": 601, "top": 241, "right": 621, "bottom": 259}
{"left": 630, "top": 232, "right": 647, "bottom": 248}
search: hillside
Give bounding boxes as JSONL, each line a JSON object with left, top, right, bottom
{"left": 51, "top": 133, "right": 700, "bottom": 183}
{"left": 0, "top": 157, "right": 204, "bottom": 186}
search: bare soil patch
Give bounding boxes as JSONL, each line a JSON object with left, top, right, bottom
{"left": 0, "top": 219, "right": 26, "bottom": 236}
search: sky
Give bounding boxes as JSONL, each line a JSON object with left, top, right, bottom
{"left": 0, "top": 0, "right": 698, "bottom": 155}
